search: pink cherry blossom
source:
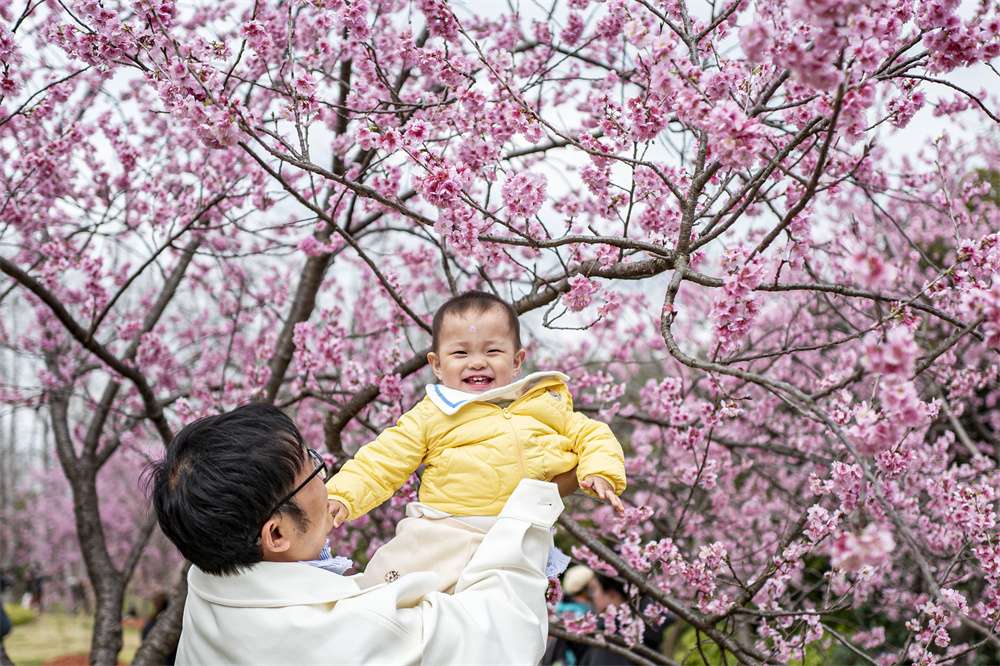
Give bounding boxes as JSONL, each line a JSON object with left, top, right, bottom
{"left": 831, "top": 525, "right": 896, "bottom": 571}
{"left": 704, "top": 102, "right": 767, "bottom": 169}
{"left": 563, "top": 275, "right": 600, "bottom": 313}
{"left": 862, "top": 326, "right": 919, "bottom": 377}
{"left": 501, "top": 171, "right": 547, "bottom": 220}
{"left": 844, "top": 248, "right": 900, "bottom": 290}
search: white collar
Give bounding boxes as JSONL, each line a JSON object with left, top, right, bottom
{"left": 425, "top": 371, "right": 569, "bottom": 415}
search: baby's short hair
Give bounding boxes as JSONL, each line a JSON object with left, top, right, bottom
{"left": 432, "top": 290, "right": 521, "bottom": 353}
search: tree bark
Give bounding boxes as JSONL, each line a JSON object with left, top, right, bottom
{"left": 131, "top": 563, "right": 190, "bottom": 666}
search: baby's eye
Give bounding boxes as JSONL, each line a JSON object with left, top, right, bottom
{"left": 452, "top": 351, "right": 467, "bottom": 356}
{"left": 488, "top": 349, "right": 502, "bottom": 354}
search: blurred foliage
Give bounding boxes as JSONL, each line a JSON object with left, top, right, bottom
{"left": 4, "top": 604, "right": 35, "bottom": 626}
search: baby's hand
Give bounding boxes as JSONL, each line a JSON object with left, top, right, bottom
{"left": 329, "top": 499, "right": 349, "bottom": 528}
{"left": 581, "top": 475, "right": 625, "bottom": 517}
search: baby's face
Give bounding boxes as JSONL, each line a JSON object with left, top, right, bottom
{"left": 428, "top": 307, "right": 526, "bottom": 393}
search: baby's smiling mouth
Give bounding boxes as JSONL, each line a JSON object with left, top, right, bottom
{"left": 464, "top": 376, "right": 493, "bottom": 386}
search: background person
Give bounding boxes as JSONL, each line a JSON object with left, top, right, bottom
{"left": 140, "top": 592, "right": 177, "bottom": 666}
{"left": 543, "top": 565, "right": 595, "bottom": 666}
{"left": 1, "top": 603, "right": 11, "bottom": 642}
{"left": 577, "top": 574, "right": 668, "bottom": 666}
{"left": 578, "top": 575, "right": 632, "bottom": 666}
{"left": 558, "top": 565, "right": 595, "bottom": 617}
{"left": 149, "top": 402, "right": 562, "bottom": 664}
{"left": 67, "top": 576, "right": 91, "bottom": 615}
{"left": 0, "top": 569, "right": 12, "bottom": 608}
{"left": 24, "top": 565, "right": 46, "bottom": 614}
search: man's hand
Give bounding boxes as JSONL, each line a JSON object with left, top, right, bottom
{"left": 550, "top": 468, "right": 580, "bottom": 497}
{"left": 329, "top": 499, "right": 349, "bottom": 528}
{"left": 580, "top": 475, "right": 625, "bottom": 517}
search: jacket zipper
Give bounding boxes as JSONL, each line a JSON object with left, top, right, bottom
{"left": 492, "top": 380, "right": 556, "bottom": 479}
{"left": 499, "top": 405, "right": 528, "bottom": 478}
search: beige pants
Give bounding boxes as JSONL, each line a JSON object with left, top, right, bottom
{"left": 359, "top": 506, "right": 491, "bottom": 594}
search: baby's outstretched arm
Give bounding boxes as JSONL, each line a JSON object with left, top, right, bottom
{"left": 329, "top": 499, "right": 349, "bottom": 528}
{"left": 581, "top": 475, "right": 625, "bottom": 517}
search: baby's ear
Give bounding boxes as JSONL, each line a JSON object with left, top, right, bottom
{"left": 513, "top": 348, "right": 527, "bottom": 374}
{"left": 427, "top": 351, "right": 443, "bottom": 379}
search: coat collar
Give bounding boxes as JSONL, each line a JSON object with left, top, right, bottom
{"left": 188, "top": 561, "right": 367, "bottom": 608}
{"left": 425, "top": 371, "right": 569, "bottom": 415}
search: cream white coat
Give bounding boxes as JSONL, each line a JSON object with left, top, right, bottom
{"left": 176, "top": 479, "right": 562, "bottom": 665}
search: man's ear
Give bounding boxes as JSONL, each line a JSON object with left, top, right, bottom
{"left": 259, "top": 517, "right": 292, "bottom": 559}
{"left": 427, "top": 351, "right": 444, "bottom": 381}
{"left": 513, "top": 349, "right": 526, "bottom": 376}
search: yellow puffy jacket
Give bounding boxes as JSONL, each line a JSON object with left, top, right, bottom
{"left": 327, "top": 375, "right": 626, "bottom": 519}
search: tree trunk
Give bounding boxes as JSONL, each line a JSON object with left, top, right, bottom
{"left": 130, "top": 563, "right": 189, "bottom": 666}
{"left": 90, "top": 580, "right": 125, "bottom": 666}
{"left": 70, "top": 467, "right": 125, "bottom": 665}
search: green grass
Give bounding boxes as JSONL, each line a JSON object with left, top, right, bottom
{"left": 5, "top": 604, "right": 35, "bottom": 626}
{"left": 1, "top": 608, "right": 141, "bottom": 666}
{"left": 672, "top": 624, "right": 830, "bottom": 666}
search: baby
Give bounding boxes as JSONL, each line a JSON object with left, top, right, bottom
{"left": 327, "top": 290, "right": 626, "bottom": 591}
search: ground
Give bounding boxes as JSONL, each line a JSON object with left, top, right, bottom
{"left": 1, "top": 608, "right": 140, "bottom": 666}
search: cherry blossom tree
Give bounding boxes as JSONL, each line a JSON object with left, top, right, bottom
{"left": 1, "top": 0, "right": 998, "bottom": 664}
{"left": 0, "top": 450, "right": 181, "bottom": 607}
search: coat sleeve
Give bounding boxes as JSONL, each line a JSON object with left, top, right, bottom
{"left": 326, "top": 403, "right": 430, "bottom": 520}
{"left": 560, "top": 398, "right": 627, "bottom": 497}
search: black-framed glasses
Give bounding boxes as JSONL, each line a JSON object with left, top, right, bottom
{"left": 257, "top": 448, "right": 329, "bottom": 543}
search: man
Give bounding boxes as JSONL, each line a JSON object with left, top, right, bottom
{"left": 149, "top": 402, "right": 562, "bottom": 664}
{"left": 577, "top": 574, "right": 668, "bottom": 666}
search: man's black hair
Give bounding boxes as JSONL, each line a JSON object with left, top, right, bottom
{"left": 431, "top": 290, "right": 521, "bottom": 353}
{"left": 592, "top": 574, "right": 667, "bottom": 650}
{"left": 593, "top": 573, "right": 627, "bottom": 600}
{"left": 147, "top": 403, "right": 310, "bottom": 576}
